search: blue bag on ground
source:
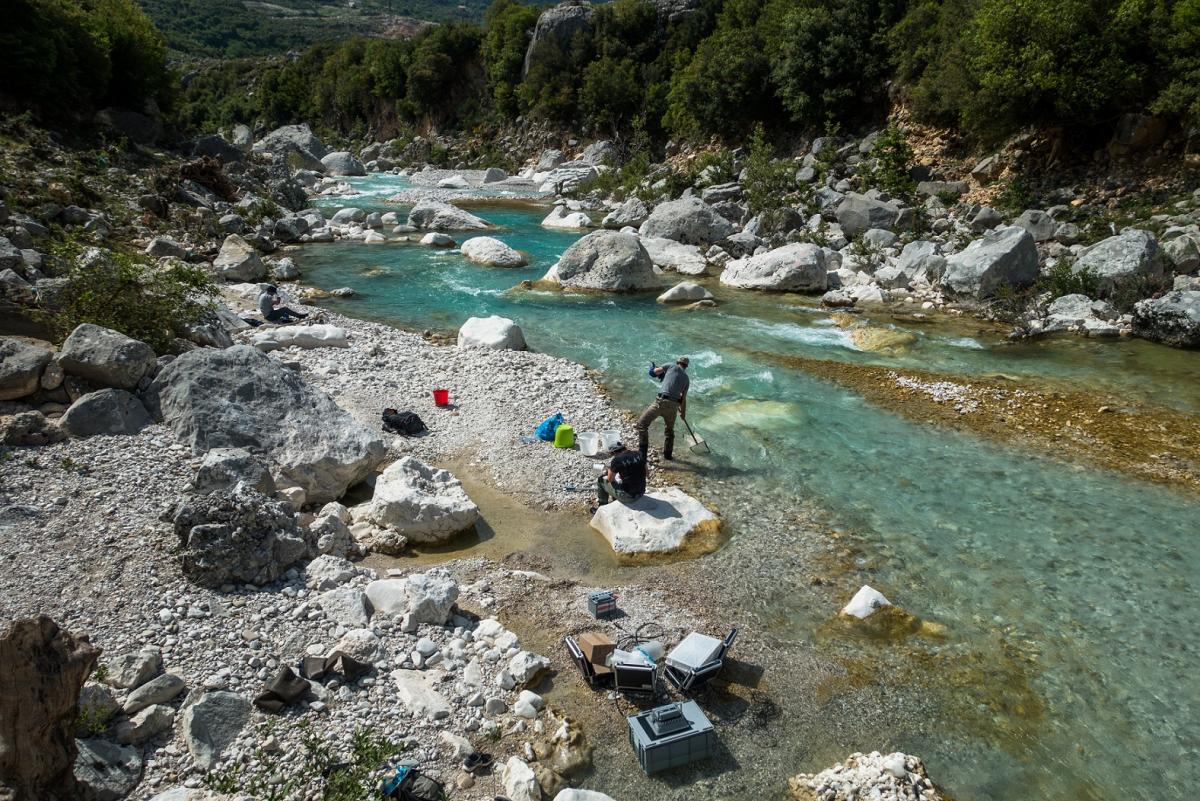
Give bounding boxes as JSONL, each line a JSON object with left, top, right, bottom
{"left": 536, "top": 412, "right": 564, "bottom": 442}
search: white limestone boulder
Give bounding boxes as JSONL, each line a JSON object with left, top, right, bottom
{"left": 421, "top": 232, "right": 455, "bottom": 247}
{"left": 407, "top": 198, "right": 490, "bottom": 230}
{"left": 541, "top": 204, "right": 594, "bottom": 229}
{"left": 437, "top": 174, "right": 471, "bottom": 189}
{"left": 589, "top": 487, "right": 719, "bottom": 554}
{"left": 502, "top": 757, "right": 540, "bottom": 801}
{"left": 362, "top": 457, "right": 479, "bottom": 543}
{"left": 721, "top": 243, "right": 828, "bottom": 292}
{"left": 250, "top": 324, "right": 349, "bottom": 352}
{"left": 657, "top": 282, "right": 714, "bottom": 304}
{"left": 543, "top": 230, "right": 659, "bottom": 292}
{"left": 457, "top": 316, "right": 527, "bottom": 351}
{"left": 841, "top": 585, "right": 891, "bottom": 619}
{"left": 641, "top": 236, "right": 709, "bottom": 275}
{"left": 460, "top": 236, "right": 527, "bottom": 267}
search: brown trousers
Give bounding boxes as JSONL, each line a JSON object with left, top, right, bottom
{"left": 637, "top": 396, "right": 679, "bottom": 456}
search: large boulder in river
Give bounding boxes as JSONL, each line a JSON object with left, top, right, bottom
{"left": 941, "top": 226, "right": 1038, "bottom": 298}
{"left": 60, "top": 389, "right": 152, "bottom": 437}
{"left": 543, "top": 231, "right": 659, "bottom": 292}
{"left": 362, "top": 457, "right": 479, "bottom": 544}
{"left": 1132, "top": 290, "right": 1200, "bottom": 348}
{"left": 213, "top": 234, "right": 265, "bottom": 282}
{"left": 173, "top": 484, "right": 310, "bottom": 587}
{"left": 461, "top": 237, "right": 526, "bottom": 267}
{"left": 458, "top": 316, "right": 527, "bottom": 351}
{"left": 0, "top": 338, "right": 51, "bottom": 400}
{"left": 720, "top": 243, "right": 828, "bottom": 292}
{"left": 0, "top": 616, "right": 100, "bottom": 801}
{"left": 1072, "top": 229, "right": 1162, "bottom": 292}
{"left": 320, "top": 151, "right": 366, "bottom": 177}
{"left": 59, "top": 324, "right": 156, "bottom": 390}
{"left": 589, "top": 488, "right": 719, "bottom": 554}
{"left": 407, "top": 199, "right": 490, "bottom": 230}
{"left": 641, "top": 236, "right": 708, "bottom": 275}
{"left": 835, "top": 193, "right": 901, "bottom": 238}
{"left": 148, "top": 345, "right": 386, "bottom": 504}
{"left": 253, "top": 124, "right": 329, "bottom": 159}
{"left": 523, "top": 2, "right": 595, "bottom": 77}
{"left": 638, "top": 197, "right": 736, "bottom": 246}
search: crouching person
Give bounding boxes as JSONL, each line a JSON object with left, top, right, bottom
{"left": 593, "top": 441, "right": 646, "bottom": 513}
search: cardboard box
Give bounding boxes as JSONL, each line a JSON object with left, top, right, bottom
{"left": 578, "top": 631, "right": 616, "bottom": 666}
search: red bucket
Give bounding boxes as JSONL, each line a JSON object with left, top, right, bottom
{"left": 433, "top": 388, "right": 450, "bottom": 407}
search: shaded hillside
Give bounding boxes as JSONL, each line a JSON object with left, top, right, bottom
{"left": 135, "top": 0, "right": 491, "bottom": 58}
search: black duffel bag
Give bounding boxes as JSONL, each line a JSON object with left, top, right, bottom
{"left": 382, "top": 408, "right": 427, "bottom": 436}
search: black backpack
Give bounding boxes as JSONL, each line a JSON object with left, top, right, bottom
{"left": 392, "top": 770, "right": 446, "bottom": 801}
{"left": 382, "top": 409, "right": 427, "bottom": 436}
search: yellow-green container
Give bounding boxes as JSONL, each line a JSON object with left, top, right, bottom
{"left": 553, "top": 423, "right": 575, "bottom": 449}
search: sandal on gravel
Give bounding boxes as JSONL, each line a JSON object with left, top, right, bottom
{"left": 463, "top": 751, "right": 494, "bottom": 773}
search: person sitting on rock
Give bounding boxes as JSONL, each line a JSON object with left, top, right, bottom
{"left": 258, "top": 284, "right": 308, "bottom": 323}
{"left": 637, "top": 355, "right": 689, "bottom": 459}
{"left": 592, "top": 442, "right": 646, "bottom": 512}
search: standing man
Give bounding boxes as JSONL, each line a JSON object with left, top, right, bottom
{"left": 593, "top": 442, "right": 646, "bottom": 512}
{"left": 637, "top": 356, "right": 689, "bottom": 460}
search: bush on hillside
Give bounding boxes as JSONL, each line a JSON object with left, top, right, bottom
{"left": 40, "top": 241, "right": 215, "bottom": 353}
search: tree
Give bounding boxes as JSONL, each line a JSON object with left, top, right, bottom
{"left": 481, "top": 0, "right": 538, "bottom": 116}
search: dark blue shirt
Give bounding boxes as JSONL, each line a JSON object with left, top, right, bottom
{"left": 611, "top": 450, "right": 646, "bottom": 497}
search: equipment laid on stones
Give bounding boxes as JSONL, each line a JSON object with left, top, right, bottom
{"left": 664, "top": 628, "right": 737, "bottom": 693}
{"left": 627, "top": 701, "right": 716, "bottom": 774}
{"left": 588, "top": 590, "right": 618, "bottom": 618}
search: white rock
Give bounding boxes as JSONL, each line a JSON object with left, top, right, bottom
{"left": 363, "top": 457, "right": 479, "bottom": 544}
{"left": 507, "top": 651, "right": 550, "bottom": 685}
{"left": 250, "top": 324, "right": 349, "bottom": 352}
{"left": 457, "top": 316, "right": 527, "bottom": 351}
{"left": 438, "top": 175, "right": 471, "bottom": 189}
{"left": 554, "top": 791, "right": 618, "bottom": 801}
{"left": 641, "top": 236, "right": 709, "bottom": 275}
{"left": 390, "top": 670, "right": 451, "bottom": 720}
{"left": 657, "top": 282, "right": 714, "bottom": 304}
{"left": 502, "top": 757, "right": 540, "bottom": 801}
{"left": 541, "top": 205, "right": 594, "bottom": 229}
{"left": 841, "top": 585, "right": 891, "bottom": 619}
{"left": 513, "top": 690, "right": 544, "bottom": 719}
{"left": 460, "top": 236, "right": 527, "bottom": 267}
{"left": 589, "top": 488, "right": 719, "bottom": 554}
{"left": 421, "top": 232, "right": 455, "bottom": 247}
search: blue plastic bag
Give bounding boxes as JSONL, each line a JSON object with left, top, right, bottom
{"left": 536, "top": 412, "right": 564, "bottom": 442}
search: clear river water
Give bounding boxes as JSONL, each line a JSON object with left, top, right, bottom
{"left": 297, "top": 176, "right": 1199, "bottom": 801}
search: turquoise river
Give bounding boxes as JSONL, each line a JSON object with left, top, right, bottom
{"left": 296, "top": 175, "right": 1199, "bottom": 801}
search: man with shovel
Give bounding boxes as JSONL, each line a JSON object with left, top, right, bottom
{"left": 637, "top": 356, "right": 689, "bottom": 460}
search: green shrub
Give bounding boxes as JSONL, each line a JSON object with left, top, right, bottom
{"left": 742, "top": 124, "right": 796, "bottom": 215}
{"left": 40, "top": 241, "right": 215, "bottom": 353}
{"left": 994, "top": 175, "right": 1037, "bottom": 214}
{"left": 1037, "top": 259, "right": 1098, "bottom": 300}
{"left": 859, "top": 124, "right": 916, "bottom": 204}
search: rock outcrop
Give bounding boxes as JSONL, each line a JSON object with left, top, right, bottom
{"left": 320, "top": 152, "right": 366, "bottom": 177}
{"left": 460, "top": 237, "right": 527, "bottom": 268}
{"left": 523, "top": 2, "right": 595, "bottom": 77}
{"left": 0, "top": 616, "right": 100, "bottom": 801}
{"left": 60, "top": 389, "right": 152, "bottom": 437}
{"left": 212, "top": 234, "right": 265, "bottom": 282}
{"left": 1132, "top": 290, "right": 1200, "bottom": 348}
{"left": 589, "top": 488, "right": 720, "bottom": 554}
{"left": 941, "top": 226, "right": 1038, "bottom": 298}
{"left": 543, "top": 231, "right": 659, "bottom": 292}
{"left": 362, "top": 457, "right": 480, "bottom": 544}
{"left": 0, "top": 338, "right": 51, "bottom": 400}
{"left": 720, "top": 243, "right": 828, "bottom": 292}
{"left": 1073, "top": 229, "right": 1163, "bottom": 292}
{"left": 172, "top": 485, "right": 310, "bottom": 588}
{"left": 58, "top": 324, "right": 156, "bottom": 391}
{"left": 458, "top": 316, "right": 527, "bottom": 350}
{"left": 181, "top": 691, "right": 250, "bottom": 770}
{"left": 601, "top": 197, "right": 649, "bottom": 229}
{"left": 406, "top": 199, "right": 490, "bottom": 230}
{"left": 788, "top": 751, "right": 944, "bottom": 801}
{"left": 149, "top": 346, "right": 385, "bottom": 504}
{"left": 638, "top": 197, "right": 736, "bottom": 246}
{"left": 835, "top": 193, "right": 901, "bottom": 238}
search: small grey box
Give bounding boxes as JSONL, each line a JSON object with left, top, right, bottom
{"left": 627, "top": 701, "right": 715, "bottom": 774}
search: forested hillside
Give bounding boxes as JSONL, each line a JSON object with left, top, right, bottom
{"left": 134, "top": 0, "right": 483, "bottom": 58}
{"left": 3, "top": 0, "right": 1198, "bottom": 154}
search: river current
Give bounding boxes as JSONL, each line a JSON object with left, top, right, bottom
{"left": 296, "top": 176, "right": 1199, "bottom": 801}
